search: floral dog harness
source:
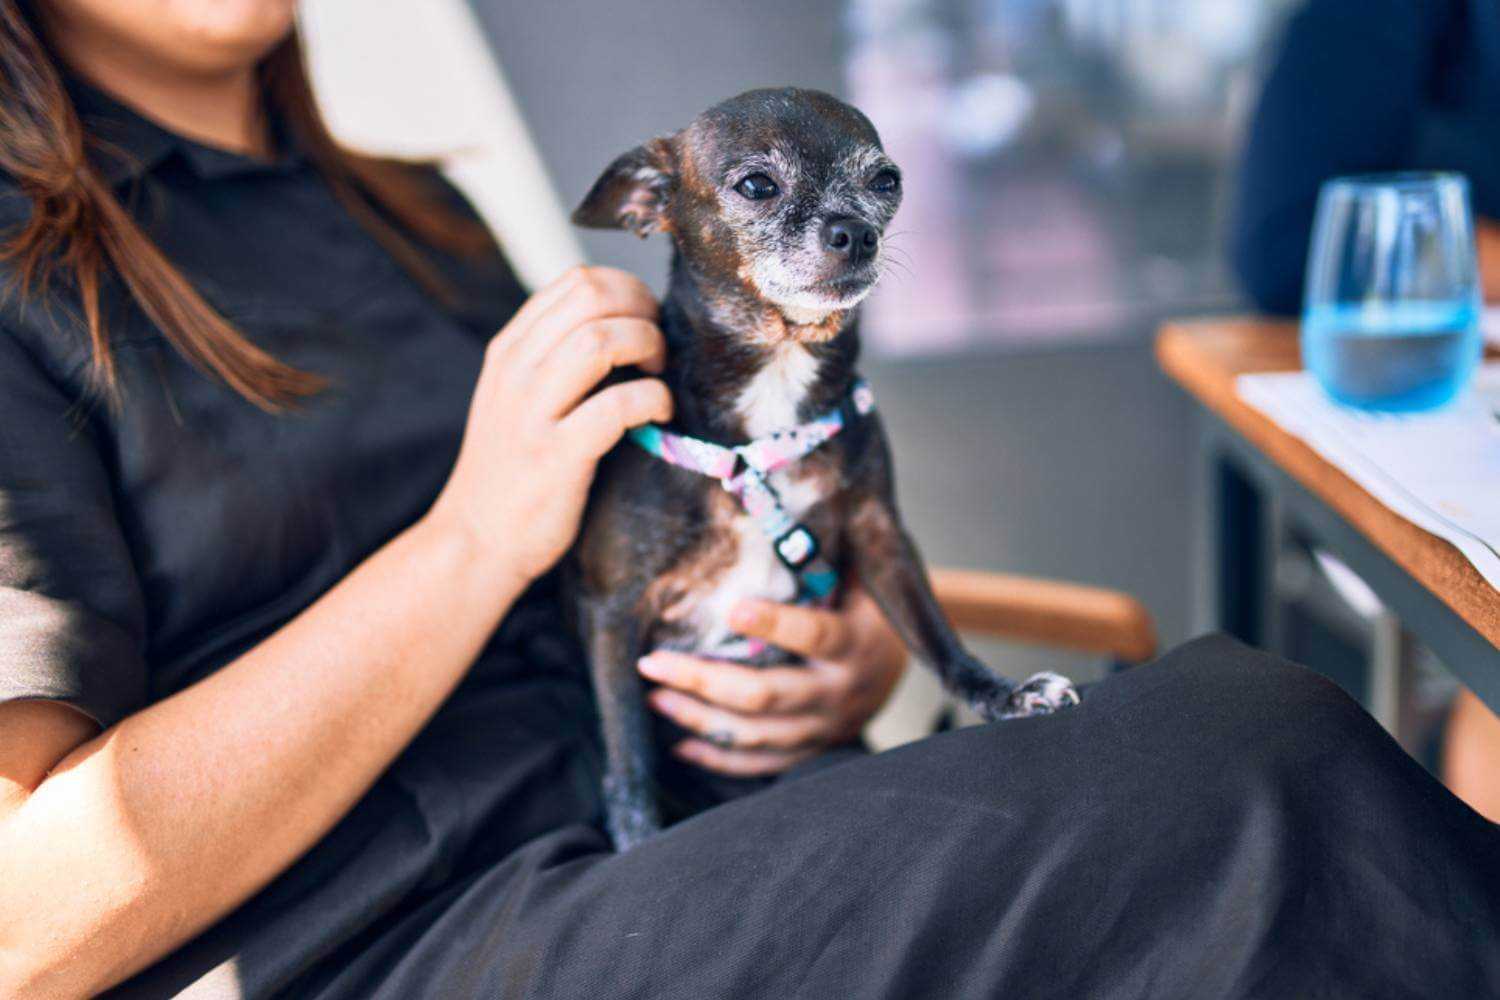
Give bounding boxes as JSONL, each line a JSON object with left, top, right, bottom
{"left": 626, "top": 380, "right": 876, "bottom": 657}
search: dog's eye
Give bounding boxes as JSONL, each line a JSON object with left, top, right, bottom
{"left": 869, "top": 169, "right": 901, "bottom": 194}
{"left": 734, "top": 173, "right": 779, "bottom": 201}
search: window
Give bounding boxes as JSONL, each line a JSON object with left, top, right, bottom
{"left": 846, "top": 0, "right": 1299, "bottom": 354}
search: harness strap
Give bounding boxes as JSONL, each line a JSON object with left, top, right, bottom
{"left": 627, "top": 379, "right": 875, "bottom": 612}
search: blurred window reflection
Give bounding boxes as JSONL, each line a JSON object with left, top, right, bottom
{"left": 847, "top": 0, "right": 1298, "bottom": 354}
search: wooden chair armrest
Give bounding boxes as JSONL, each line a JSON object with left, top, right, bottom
{"left": 929, "top": 567, "right": 1158, "bottom": 664}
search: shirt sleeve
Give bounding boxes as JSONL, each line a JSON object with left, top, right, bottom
{"left": 1230, "top": 0, "right": 1448, "bottom": 315}
{"left": 0, "top": 329, "right": 149, "bottom": 729}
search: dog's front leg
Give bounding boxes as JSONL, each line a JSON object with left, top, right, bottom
{"left": 581, "top": 596, "right": 660, "bottom": 850}
{"left": 846, "top": 495, "right": 1079, "bottom": 721}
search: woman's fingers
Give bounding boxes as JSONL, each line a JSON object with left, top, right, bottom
{"left": 637, "top": 651, "right": 832, "bottom": 714}
{"left": 670, "top": 739, "right": 818, "bottom": 777}
{"left": 637, "top": 592, "right": 905, "bottom": 778}
{"left": 504, "top": 264, "right": 593, "bottom": 330}
{"left": 728, "top": 600, "right": 856, "bottom": 662}
{"left": 512, "top": 266, "right": 658, "bottom": 365}
{"left": 648, "top": 686, "right": 827, "bottom": 751}
{"left": 537, "top": 317, "right": 667, "bottom": 418}
{"left": 561, "top": 377, "right": 672, "bottom": 457}
{"left": 482, "top": 265, "right": 594, "bottom": 357}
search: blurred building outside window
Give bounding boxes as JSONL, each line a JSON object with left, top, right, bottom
{"left": 846, "top": 0, "right": 1301, "bottom": 355}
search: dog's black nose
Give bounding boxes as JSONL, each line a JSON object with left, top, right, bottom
{"left": 821, "top": 217, "right": 878, "bottom": 265}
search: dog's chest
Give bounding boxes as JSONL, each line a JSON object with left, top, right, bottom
{"left": 677, "top": 468, "right": 830, "bottom": 651}
{"left": 653, "top": 345, "right": 841, "bottom": 653}
{"left": 734, "top": 341, "right": 821, "bottom": 439}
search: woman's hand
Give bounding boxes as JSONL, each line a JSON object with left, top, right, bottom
{"left": 427, "top": 266, "right": 671, "bottom": 586}
{"left": 637, "top": 583, "right": 907, "bottom": 776}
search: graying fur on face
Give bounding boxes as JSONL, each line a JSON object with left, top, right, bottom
{"left": 723, "top": 141, "right": 901, "bottom": 321}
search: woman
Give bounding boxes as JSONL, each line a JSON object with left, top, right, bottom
{"left": 1233, "top": 0, "right": 1500, "bottom": 822}
{"left": 0, "top": 2, "right": 1495, "bottom": 997}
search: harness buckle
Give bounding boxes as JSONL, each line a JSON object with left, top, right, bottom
{"left": 773, "top": 523, "right": 820, "bottom": 572}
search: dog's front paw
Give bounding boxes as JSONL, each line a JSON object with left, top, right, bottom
{"left": 1000, "top": 671, "right": 1080, "bottom": 719}
{"left": 968, "top": 671, "right": 1078, "bottom": 722}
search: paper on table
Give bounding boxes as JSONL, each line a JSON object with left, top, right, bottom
{"left": 1235, "top": 364, "right": 1500, "bottom": 592}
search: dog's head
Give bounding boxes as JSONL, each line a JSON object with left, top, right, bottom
{"left": 573, "top": 88, "right": 902, "bottom": 332}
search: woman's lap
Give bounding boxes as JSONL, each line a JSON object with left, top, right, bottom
{"left": 301, "top": 635, "right": 1500, "bottom": 999}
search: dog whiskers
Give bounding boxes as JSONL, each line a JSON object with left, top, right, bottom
{"left": 877, "top": 259, "right": 913, "bottom": 283}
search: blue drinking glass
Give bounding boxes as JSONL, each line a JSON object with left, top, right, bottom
{"left": 1302, "top": 172, "right": 1483, "bottom": 411}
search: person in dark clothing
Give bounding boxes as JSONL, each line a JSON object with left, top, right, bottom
{"left": 1233, "top": 0, "right": 1500, "bottom": 822}
{"left": 0, "top": 2, "right": 1496, "bottom": 998}
{"left": 1234, "top": 0, "right": 1500, "bottom": 314}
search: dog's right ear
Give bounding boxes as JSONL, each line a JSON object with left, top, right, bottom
{"left": 571, "top": 137, "right": 676, "bottom": 237}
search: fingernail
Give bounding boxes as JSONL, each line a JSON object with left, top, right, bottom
{"left": 638, "top": 654, "right": 667, "bottom": 679}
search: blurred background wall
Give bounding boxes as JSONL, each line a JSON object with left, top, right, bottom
{"left": 468, "top": 0, "right": 847, "bottom": 290}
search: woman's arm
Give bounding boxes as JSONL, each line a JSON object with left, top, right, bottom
{"left": 0, "top": 266, "right": 670, "bottom": 998}
{"left": 0, "top": 517, "right": 523, "bottom": 997}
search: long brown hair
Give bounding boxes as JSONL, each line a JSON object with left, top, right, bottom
{"left": 0, "top": 1, "right": 491, "bottom": 411}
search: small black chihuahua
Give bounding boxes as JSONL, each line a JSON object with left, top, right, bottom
{"left": 570, "top": 88, "right": 1078, "bottom": 850}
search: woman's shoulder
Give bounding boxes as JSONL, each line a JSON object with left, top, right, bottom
{"left": 407, "top": 162, "right": 481, "bottom": 221}
{"left": 383, "top": 161, "right": 530, "bottom": 335}
{"left": 0, "top": 297, "right": 92, "bottom": 399}
{"left": 0, "top": 202, "right": 96, "bottom": 393}
{"left": 0, "top": 169, "right": 31, "bottom": 228}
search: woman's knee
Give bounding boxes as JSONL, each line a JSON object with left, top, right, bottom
{"left": 1159, "top": 632, "right": 1358, "bottom": 714}
{"left": 1096, "top": 633, "right": 1383, "bottom": 770}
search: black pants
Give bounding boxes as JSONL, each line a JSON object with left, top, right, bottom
{"left": 302, "top": 635, "right": 1500, "bottom": 999}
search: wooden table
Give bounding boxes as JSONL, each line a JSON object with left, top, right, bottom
{"left": 1157, "top": 318, "right": 1500, "bottom": 713}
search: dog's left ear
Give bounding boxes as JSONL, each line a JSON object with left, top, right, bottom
{"left": 572, "top": 137, "right": 676, "bottom": 237}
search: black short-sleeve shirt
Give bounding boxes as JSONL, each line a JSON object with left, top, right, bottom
{"left": 0, "top": 80, "right": 605, "bottom": 995}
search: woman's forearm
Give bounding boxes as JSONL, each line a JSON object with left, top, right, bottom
{"left": 0, "top": 513, "right": 526, "bottom": 997}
